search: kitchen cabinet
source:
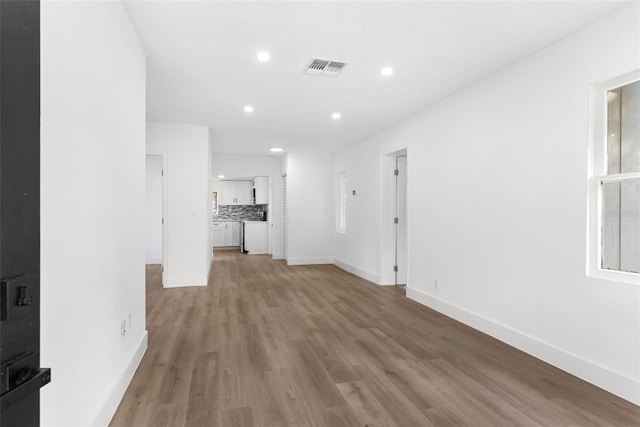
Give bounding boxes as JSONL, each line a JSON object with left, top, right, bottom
{"left": 253, "top": 176, "right": 269, "bottom": 205}
{"left": 212, "top": 222, "right": 227, "bottom": 247}
{"left": 219, "top": 180, "right": 252, "bottom": 205}
{"left": 212, "top": 221, "right": 241, "bottom": 248}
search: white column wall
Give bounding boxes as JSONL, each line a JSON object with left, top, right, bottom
{"left": 286, "top": 152, "right": 333, "bottom": 265}
{"left": 40, "top": 1, "right": 147, "bottom": 425}
{"left": 147, "top": 123, "right": 211, "bottom": 287}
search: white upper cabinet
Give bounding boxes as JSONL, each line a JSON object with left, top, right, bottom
{"left": 234, "top": 181, "right": 252, "bottom": 205}
{"left": 219, "top": 180, "right": 252, "bottom": 205}
{"left": 253, "top": 176, "right": 269, "bottom": 205}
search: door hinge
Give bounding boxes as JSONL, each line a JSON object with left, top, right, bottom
{"left": 162, "top": 218, "right": 164, "bottom": 224}
{"left": 162, "top": 266, "right": 164, "bottom": 273}
{"left": 161, "top": 170, "right": 164, "bottom": 176}
{"left": 394, "top": 169, "right": 399, "bottom": 176}
{"left": 393, "top": 265, "right": 398, "bottom": 272}
{"left": 394, "top": 217, "right": 398, "bottom": 224}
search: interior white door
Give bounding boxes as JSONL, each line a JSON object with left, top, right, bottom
{"left": 396, "top": 155, "right": 408, "bottom": 285}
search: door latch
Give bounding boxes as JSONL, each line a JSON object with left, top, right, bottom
{"left": 1, "top": 275, "right": 36, "bottom": 321}
{"left": 17, "top": 286, "right": 32, "bottom": 306}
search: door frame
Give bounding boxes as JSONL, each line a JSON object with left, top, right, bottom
{"left": 380, "top": 147, "right": 409, "bottom": 286}
{"left": 0, "top": 1, "right": 51, "bottom": 424}
{"left": 395, "top": 154, "right": 408, "bottom": 286}
{"left": 146, "top": 152, "right": 168, "bottom": 286}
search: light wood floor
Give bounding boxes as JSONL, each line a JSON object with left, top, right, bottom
{"left": 110, "top": 251, "right": 640, "bottom": 427}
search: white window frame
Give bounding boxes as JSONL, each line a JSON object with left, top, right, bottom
{"left": 587, "top": 70, "right": 640, "bottom": 284}
{"left": 337, "top": 172, "right": 347, "bottom": 233}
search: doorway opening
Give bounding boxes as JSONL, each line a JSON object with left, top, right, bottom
{"left": 145, "top": 154, "right": 167, "bottom": 285}
{"left": 382, "top": 148, "right": 408, "bottom": 287}
{"left": 282, "top": 174, "right": 288, "bottom": 261}
{"left": 395, "top": 154, "right": 408, "bottom": 287}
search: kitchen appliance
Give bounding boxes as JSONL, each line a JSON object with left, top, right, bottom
{"left": 242, "top": 221, "right": 269, "bottom": 254}
{"left": 240, "top": 221, "right": 246, "bottom": 253}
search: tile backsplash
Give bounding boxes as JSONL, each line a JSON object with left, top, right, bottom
{"left": 213, "top": 204, "right": 267, "bottom": 221}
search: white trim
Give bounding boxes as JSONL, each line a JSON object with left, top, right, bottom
{"left": 406, "top": 287, "right": 640, "bottom": 405}
{"left": 587, "top": 71, "right": 640, "bottom": 284}
{"left": 163, "top": 275, "right": 208, "bottom": 287}
{"left": 286, "top": 257, "right": 333, "bottom": 266}
{"left": 333, "top": 258, "right": 380, "bottom": 284}
{"left": 380, "top": 147, "right": 409, "bottom": 287}
{"left": 598, "top": 172, "right": 640, "bottom": 183}
{"left": 588, "top": 267, "right": 640, "bottom": 284}
{"left": 145, "top": 257, "right": 162, "bottom": 265}
{"left": 90, "top": 331, "right": 148, "bottom": 427}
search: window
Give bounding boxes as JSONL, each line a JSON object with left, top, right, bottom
{"left": 337, "top": 172, "right": 347, "bottom": 233}
{"left": 588, "top": 72, "right": 640, "bottom": 282}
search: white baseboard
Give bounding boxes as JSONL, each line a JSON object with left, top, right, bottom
{"left": 406, "top": 287, "right": 640, "bottom": 406}
{"left": 286, "top": 257, "right": 333, "bottom": 266}
{"left": 145, "top": 257, "right": 162, "bottom": 265}
{"left": 272, "top": 252, "right": 284, "bottom": 260}
{"left": 164, "top": 275, "right": 208, "bottom": 287}
{"left": 333, "top": 258, "right": 380, "bottom": 284}
{"left": 91, "top": 331, "right": 148, "bottom": 427}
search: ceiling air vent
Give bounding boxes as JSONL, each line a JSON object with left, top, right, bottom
{"left": 304, "top": 58, "right": 349, "bottom": 77}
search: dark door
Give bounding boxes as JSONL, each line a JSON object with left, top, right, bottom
{"left": 0, "top": 1, "right": 51, "bottom": 425}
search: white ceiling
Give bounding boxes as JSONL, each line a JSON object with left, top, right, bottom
{"left": 124, "top": 1, "right": 627, "bottom": 156}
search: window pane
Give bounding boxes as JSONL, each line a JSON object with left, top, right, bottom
{"left": 607, "top": 88, "right": 621, "bottom": 174}
{"left": 602, "top": 179, "right": 640, "bottom": 274}
{"left": 607, "top": 80, "right": 640, "bottom": 174}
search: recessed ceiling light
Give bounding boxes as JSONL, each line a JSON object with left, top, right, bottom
{"left": 218, "top": 174, "right": 225, "bottom": 179}
{"left": 332, "top": 112, "right": 341, "bottom": 120}
{"left": 257, "top": 51, "right": 270, "bottom": 62}
{"left": 381, "top": 66, "right": 393, "bottom": 76}
{"left": 270, "top": 147, "right": 284, "bottom": 152}
{"left": 243, "top": 105, "right": 254, "bottom": 113}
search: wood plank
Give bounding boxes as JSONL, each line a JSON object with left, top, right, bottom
{"left": 110, "top": 252, "right": 640, "bottom": 427}
{"left": 223, "top": 407, "right": 254, "bottom": 427}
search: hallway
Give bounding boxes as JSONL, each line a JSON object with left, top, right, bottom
{"left": 110, "top": 252, "right": 640, "bottom": 426}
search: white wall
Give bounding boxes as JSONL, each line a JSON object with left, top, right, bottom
{"left": 212, "top": 152, "right": 282, "bottom": 179}
{"left": 145, "top": 155, "right": 163, "bottom": 264}
{"left": 147, "top": 123, "right": 211, "bottom": 287}
{"left": 40, "top": 2, "right": 147, "bottom": 426}
{"left": 333, "top": 4, "right": 640, "bottom": 404}
{"left": 212, "top": 153, "right": 284, "bottom": 258}
{"left": 333, "top": 144, "right": 386, "bottom": 283}
{"left": 286, "top": 152, "right": 333, "bottom": 265}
